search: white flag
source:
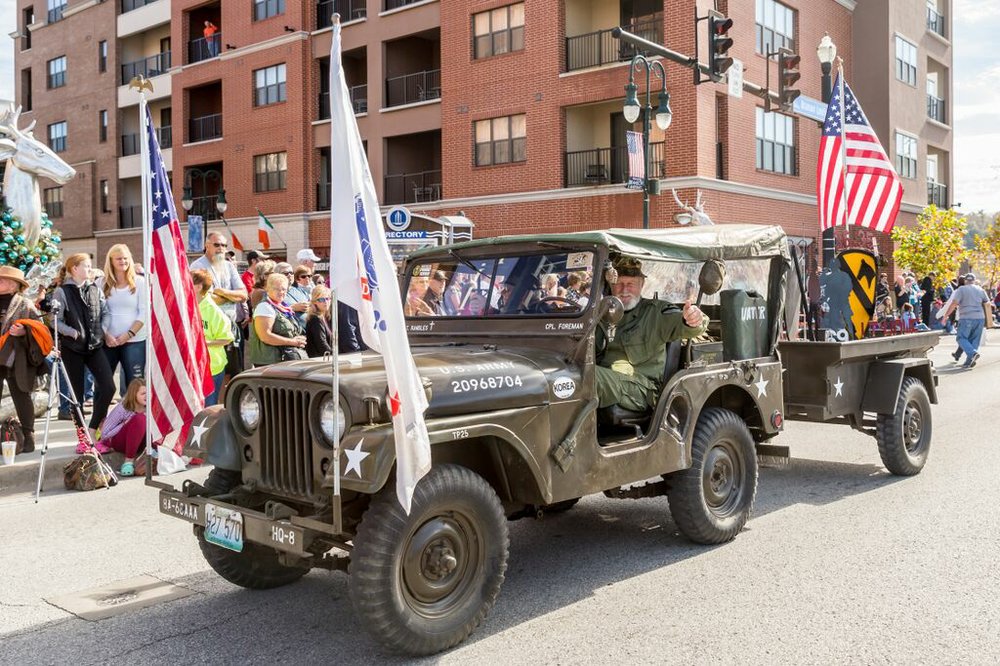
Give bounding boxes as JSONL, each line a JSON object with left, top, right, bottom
{"left": 328, "top": 19, "right": 431, "bottom": 513}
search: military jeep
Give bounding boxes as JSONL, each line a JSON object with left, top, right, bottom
{"left": 153, "top": 224, "right": 936, "bottom": 655}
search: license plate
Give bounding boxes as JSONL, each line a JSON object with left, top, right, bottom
{"left": 204, "top": 504, "right": 244, "bottom": 552}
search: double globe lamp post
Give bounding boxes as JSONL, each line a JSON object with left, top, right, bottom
{"left": 181, "top": 170, "right": 228, "bottom": 252}
{"left": 622, "top": 55, "right": 672, "bottom": 230}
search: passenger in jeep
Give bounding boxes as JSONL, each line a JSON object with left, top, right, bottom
{"left": 596, "top": 257, "right": 708, "bottom": 412}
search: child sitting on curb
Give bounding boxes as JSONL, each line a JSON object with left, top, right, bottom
{"left": 91, "top": 378, "right": 147, "bottom": 476}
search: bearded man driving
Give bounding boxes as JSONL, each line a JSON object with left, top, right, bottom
{"left": 596, "top": 256, "right": 708, "bottom": 412}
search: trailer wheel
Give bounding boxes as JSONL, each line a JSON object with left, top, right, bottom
{"left": 348, "top": 464, "right": 509, "bottom": 656}
{"left": 665, "top": 408, "right": 758, "bottom": 545}
{"left": 876, "top": 376, "right": 932, "bottom": 476}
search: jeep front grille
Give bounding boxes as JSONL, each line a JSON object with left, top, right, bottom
{"left": 259, "top": 387, "right": 315, "bottom": 497}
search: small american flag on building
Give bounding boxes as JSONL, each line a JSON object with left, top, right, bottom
{"left": 817, "top": 74, "right": 903, "bottom": 233}
{"left": 626, "top": 130, "right": 645, "bottom": 191}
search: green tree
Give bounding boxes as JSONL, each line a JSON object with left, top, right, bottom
{"left": 969, "top": 213, "right": 1000, "bottom": 290}
{"left": 891, "top": 205, "right": 968, "bottom": 289}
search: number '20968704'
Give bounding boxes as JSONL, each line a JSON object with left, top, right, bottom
{"left": 451, "top": 375, "right": 523, "bottom": 393}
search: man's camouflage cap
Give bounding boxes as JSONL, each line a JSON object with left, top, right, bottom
{"left": 612, "top": 255, "right": 646, "bottom": 278}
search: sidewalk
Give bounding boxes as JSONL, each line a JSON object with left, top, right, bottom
{"left": 0, "top": 408, "right": 86, "bottom": 496}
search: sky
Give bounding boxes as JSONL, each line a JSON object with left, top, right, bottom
{"left": 0, "top": 1, "right": 996, "bottom": 212}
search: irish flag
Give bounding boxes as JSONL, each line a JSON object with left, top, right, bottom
{"left": 257, "top": 209, "right": 273, "bottom": 250}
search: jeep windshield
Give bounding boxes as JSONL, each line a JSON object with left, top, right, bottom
{"left": 404, "top": 250, "right": 596, "bottom": 318}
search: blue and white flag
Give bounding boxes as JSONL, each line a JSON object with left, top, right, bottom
{"left": 328, "top": 18, "right": 430, "bottom": 513}
{"left": 625, "top": 130, "right": 645, "bottom": 191}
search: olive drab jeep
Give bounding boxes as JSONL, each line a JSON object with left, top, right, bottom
{"left": 152, "top": 224, "right": 937, "bottom": 656}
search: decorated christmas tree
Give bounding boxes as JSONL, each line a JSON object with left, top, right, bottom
{"left": 0, "top": 206, "right": 62, "bottom": 271}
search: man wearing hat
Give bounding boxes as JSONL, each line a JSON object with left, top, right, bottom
{"left": 241, "top": 250, "right": 269, "bottom": 294}
{"left": 0, "top": 267, "right": 48, "bottom": 453}
{"left": 596, "top": 256, "right": 708, "bottom": 412}
{"left": 942, "top": 272, "right": 990, "bottom": 368}
{"left": 296, "top": 248, "right": 322, "bottom": 271}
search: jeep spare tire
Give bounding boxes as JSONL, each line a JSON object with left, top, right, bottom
{"left": 665, "top": 407, "right": 758, "bottom": 545}
{"left": 348, "top": 464, "right": 509, "bottom": 656}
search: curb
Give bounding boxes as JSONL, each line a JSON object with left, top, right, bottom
{"left": 0, "top": 451, "right": 75, "bottom": 496}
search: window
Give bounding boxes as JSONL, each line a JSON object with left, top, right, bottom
{"left": 48, "top": 121, "right": 67, "bottom": 153}
{"left": 47, "top": 0, "right": 66, "bottom": 23}
{"left": 474, "top": 114, "right": 526, "bottom": 166}
{"left": 100, "top": 180, "right": 109, "bottom": 213}
{"left": 47, "top": 56, "right": 66, "bottom": 89}
{"left": 755, "top": 107, "right": 796, "bottom": 175}
{"left": 473, "top": 3, "right": 524, "bottom": 59}
{"left": 254, "top": 64, "right": 286, "bottom": 107}
{"left": 98, "top": 110, "right": 107, "bottom": 142}
{"left": 895, "top": 132, "right": 918, "bottom": 179}
{"left": 756, "top": 0, "right": 794, "bottom": 56}
{"left": 253, "top": 0, "right": 285, "bottom": 21}
{"left": 20, "top": 69, "right": 32, "bottom": 111}
{"left": 21, "top": 7, "right": 33, "bottom": 50}
{"left": 43, "top": 187, "right": 63, "bottom": 218}
{"left": 98, "top": 40, "right": 107, "bottom": 73}
{"left": 254, "top": 152, "right": 287, "bottom": 192}
{"left": 895, "top": 36, "right": 917, "bottom": 86}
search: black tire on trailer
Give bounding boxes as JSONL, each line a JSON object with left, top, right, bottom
{"left": 196, "top": 528, "right": 310, "bottom": 590}
{"left": 876, "top": 376, "right": 932, "bottom": 476}
{"left": 665, "top": 407, "right": 759, "bottom": 545}
{"left": 348, "top": 464, "right": 509, "bottom": 656}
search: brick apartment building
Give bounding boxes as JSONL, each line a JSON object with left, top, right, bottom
{"left": 11, "top": 0, "right": 952, "bottom": 272}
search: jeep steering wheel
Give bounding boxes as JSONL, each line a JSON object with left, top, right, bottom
{"left": 535, "top": 296, "right": 580, "bottom": 313}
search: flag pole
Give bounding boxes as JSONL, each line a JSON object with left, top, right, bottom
{"left": 329, "top": 14, "right": 343, "bottom": 536}
{"left": 133, "top": 77, "right": 155, "bottom": 486}
{"left": 837, "top": 59, "right": 849, "bottom": 231}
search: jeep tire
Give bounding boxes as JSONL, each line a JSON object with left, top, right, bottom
{"left": 876, "top": 376, "right": 932, "bottom": 476}
{"left": 349, "top": 464, "right": 509, "bottom": 656}
{"left": 196, "top": 528, "right": 310, "bottom": 589}
{"left": 665, "top": 407, "right": 758, "bottom": 545}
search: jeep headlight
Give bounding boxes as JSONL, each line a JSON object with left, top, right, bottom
{"left": 319, "top": 394, "right": 347, "bottom": 443}
{"left": 238, "top": 389, "right": 261, "bottom": 431}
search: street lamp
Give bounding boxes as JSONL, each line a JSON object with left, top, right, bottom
{"left": 817, "top": 33, "right": 837, "bottom": 266}
{"left": 622, "top": 55, "right": 671, "bottom": 230}
{"left": 180, "top": 168, "right": 225, "bottom": 251}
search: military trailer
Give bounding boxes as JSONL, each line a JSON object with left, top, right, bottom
{"left": 153, "top": 224, "right": 937, "bottom": 655}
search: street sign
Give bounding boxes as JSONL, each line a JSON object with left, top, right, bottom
{"left": 794, "top": 95, "right": 828, "bottom": 122}
{"left": 726, "top": 59, "right": 743, "bottom": 99}
{"left": 386, "top": 206, "right": 412, "bottom": 232}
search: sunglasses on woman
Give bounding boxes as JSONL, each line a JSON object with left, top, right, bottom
{"left": 315, "top": 297, "right": 330, "bottom": 303}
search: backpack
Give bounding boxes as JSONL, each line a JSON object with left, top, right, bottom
{"left": 63, "top": 452, "right": 117, "bottom": 491}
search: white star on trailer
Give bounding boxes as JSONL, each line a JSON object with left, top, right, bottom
{"left": 834, "top": 377, "right": 844, "bottom": 397}
{"left": 755, "top": 377, "right": 768, "bottom": 398}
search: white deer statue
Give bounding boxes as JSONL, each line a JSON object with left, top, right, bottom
{"left": 0, "top": 105, "right": 76, "bottom": 249}
{"left": 671, "top": 188, "right": 714, "bottom": 226}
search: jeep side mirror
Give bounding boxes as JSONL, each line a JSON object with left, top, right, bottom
{"left": 696, "top": 259, "right": 726, "bottom": 305}
{"left": 601, "top": 295, "right": 624, "bottom": 326}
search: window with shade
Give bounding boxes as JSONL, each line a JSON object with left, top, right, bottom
{"left": 895, "top": 131, "right": 917, "bottom": 179}
{"left": 474, "top": 114, "right": 526, "bottom": 167}
{"left": 473, "top": 3, "right": 524, "bottom": 59}
{"left": 254, "top": 151, "right": 287, "bottom": 192}
{"left": 895, "top": 36, "right": 917, "bottom": 86}
{"left": 254, "top": 64, "right": 286, "bottom": 107}
{"left": 48, "top": 120, "right": 67, "bottom": 153}
{"left": 47, "top": 55, "right": 66, "bottom": 89}
{"left": 756, "top": 0, "right": 795, "bottom": 56}
{"left": 43, "top": 187, "right": 63, "bottom": 218}
{"left": 755, "top": 107, "right": 796, "bottom": 176}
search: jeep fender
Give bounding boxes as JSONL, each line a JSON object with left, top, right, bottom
{"left": 861, "top": 358, "right": 938, "bottom": 414}
{"left": 181, "top": 406, "right": 242, "bottom": 472}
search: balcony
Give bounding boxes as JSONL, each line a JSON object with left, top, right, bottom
{"left": 565, "top": 143, "right": 666, "bottom": 187}
{"left": 926, "top": 6, "right": 946, "bottom": 38}
{"left": 317, "top": 0, "right": 366, "bottom": 28}
{"left": 120, "top": 52, "right": 171, "bottom": 86}
{"left": 319, "top": 85, "right": 368, "bottom": 119}
{"left": 189, "top": 114, "right": 222, "bottom": 143}
{"left": 927, "top": 181, "right": 948, "bottom": 208}
{"left": 120, "top": 205, "right": 143, "bottom": 229}
{"left": 189, "top": 34, "right": 222, "bottom": 64}
{"left": 927, "top": 94, "right": 946, "bottom": 124}
{"left": 565, "top": 12, "right": 662, "bottom": 72}
{"left": 386, "top": 69, "right": 440, "bottom": 107}
{"left": 122, "top": 0, "right": 160, "bottom": 12}
{"left": 384, "top": 170, "right": 442, "bottom": 205}
{"left": 121, "top": 126, "right": 172, "bottom": 156}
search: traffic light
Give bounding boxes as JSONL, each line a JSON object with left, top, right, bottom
{"left": 778, "top": 48, "right": 802, "bottom": 110}
{"left": 708, "top": 13, "right": 734, "bottom": 82}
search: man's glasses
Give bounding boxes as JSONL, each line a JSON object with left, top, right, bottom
{"left": 300, "top": 274, "right": 313, "bottom": 279}
{"left": 282, "top": 271, "right": 294, "bottom": 276}
{"left": 212, "top": 242, "right": 228, "bottom": 248}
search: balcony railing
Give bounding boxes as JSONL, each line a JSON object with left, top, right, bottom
{"left": 565, "top": 142, "right": 666, "bottom": 187}
{"left": 318, "top": 0, "right": 366, "bottom": 28}
{"left": 317, "top": 183, "right": 331, "bottom": 209}
{"left": 158, "top": 125, "right": 173, "bottom": 149}
{"left": 566, "top": 13, "right": 663, "bottom": 72}
{"left": 385, "top": 0, "right": 423, "bottom": 10}
{"left": 926, "top": 6, "right": 946, "bottom": 37}
{"left": 123, "top": 126, "right": 172, "bottom": 155}
{"left": 928, "top": 180, "right": 948, "bottom": 208}
{"left": 189, "top": 34, "right": 222, "bottom": 64}
{"left": 927, "top": 94, "right": 946, "bottom": 123}
{"left": 383, "top": 169, "right": 442, "bottom": 205}
{"left": 385, "top": 69, "right": 441, "bottom": 107}
{"left": 318, "top": 85, "right": 367, "bottom": 119}
{"left": 189, "top": 114, "right": 222, "bottom": 143}
{"left": 120, "top": 206, "right": 143, "bottom": 229}
{"left": 189, "top": 195, "right": 222, "bottom": 221}
{"left": 121, "top": 52, "right": 171, "bottom": 86}
{"left": 122, "top": 0, "right": 160, "bottom": 13}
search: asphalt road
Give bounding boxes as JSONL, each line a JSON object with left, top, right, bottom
{"left": 2, "top": 333, "right": 999, "bottom": 665}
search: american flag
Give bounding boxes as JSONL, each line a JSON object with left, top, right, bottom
{"left": 143, "top": 105, "right": 214, "bottom": 443}
{"left": 817, "top": 74, "right": 903, "bottom": 233}
{"left": 626, "top": 130, "right": 645, "bottom": 191}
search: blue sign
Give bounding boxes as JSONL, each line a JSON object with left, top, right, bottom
{"left": 386, "top": 230, "right": 428, "bottom": 240}
{"left": 794, "top": 95, "right": 828, "bottom": 123}
{"left": 187, "top": 215, "right": 204, "bottom": 252}
{"left": 385, "top": 206, "right": 412, "bottom": 232}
